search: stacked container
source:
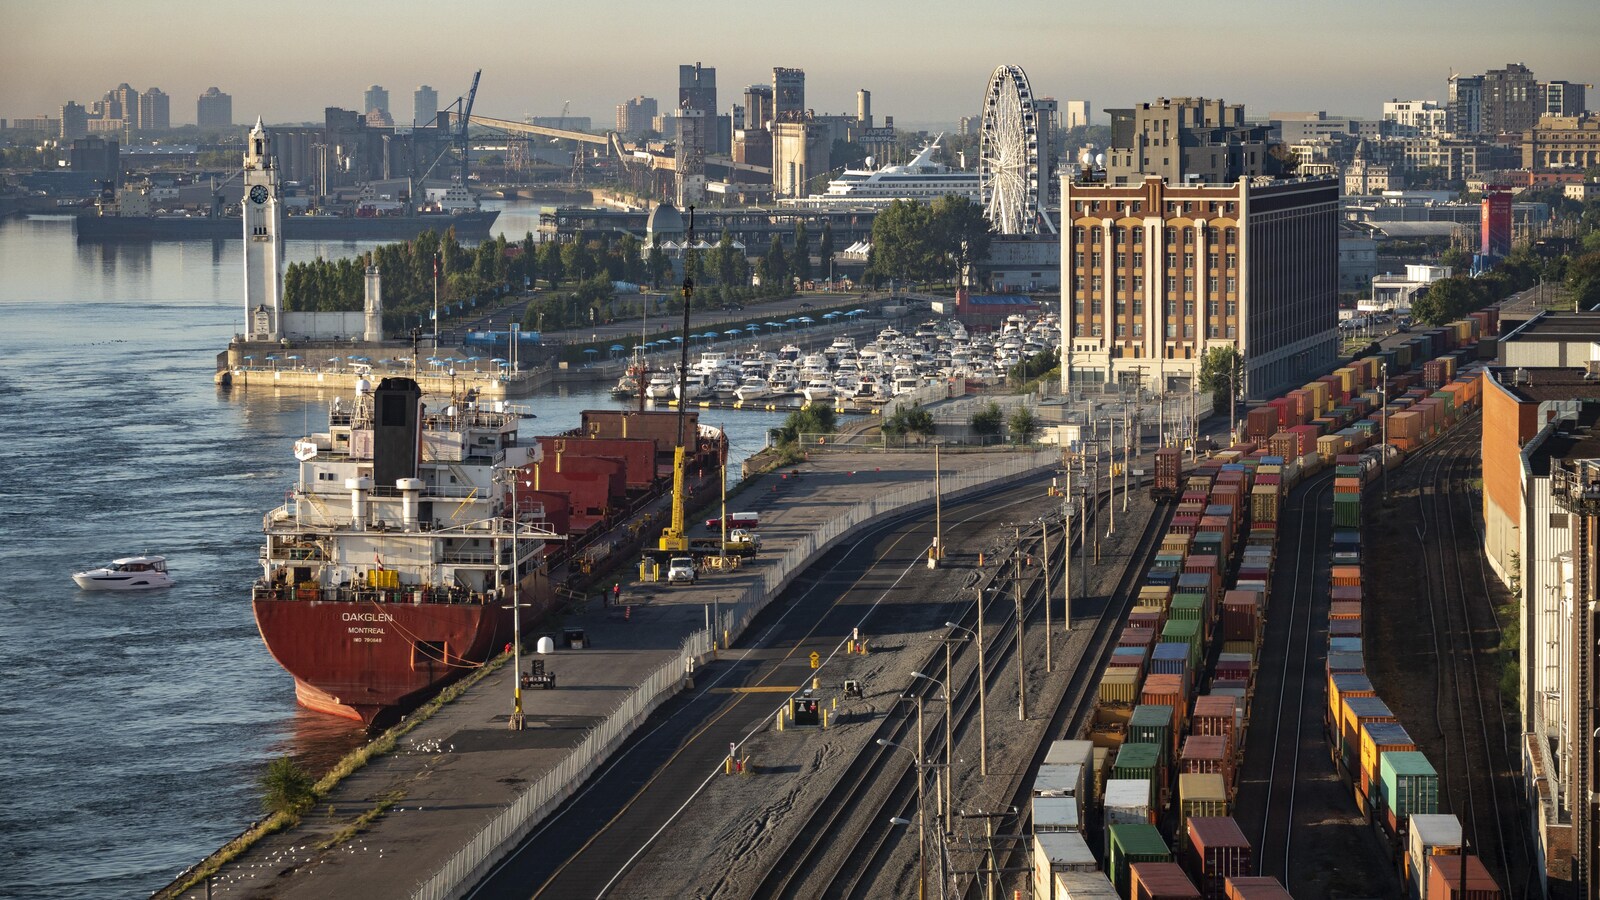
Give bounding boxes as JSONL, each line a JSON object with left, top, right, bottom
{"left": 1184, "top": 816, "right": 1253, "bottom": 900}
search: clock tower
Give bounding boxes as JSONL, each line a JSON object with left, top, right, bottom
{"left": 242, "top": 117, "right": 284, "bottom": 341}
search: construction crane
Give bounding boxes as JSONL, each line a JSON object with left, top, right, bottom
{"left": 658, "top": 206, "right": 697, "bottom": 553}
{"left": 413, "top": 70, "right": 481, "bottom": 209}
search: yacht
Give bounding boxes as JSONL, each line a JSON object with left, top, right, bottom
{"left": 73, "top": 555, "right": 174, "bottom": 591}
{"left": 780, "top": 136, "right": 980, "bottom": 208}
{"left": 801, "top": 378, "right": 836, "bottom": 403}
{"left": 734, "top": 377, "right": 773, "bottom": 402}
{"left": 644, "top": 371, "right": 676, "bottom": 401}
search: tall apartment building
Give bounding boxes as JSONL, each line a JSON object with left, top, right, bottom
{"left": 678, "top": 62, "right": 716, "bottom": 115}
{"left": 773, "top": 67, "right": 805, "bottom": 123}
{"left": 413, "top": 85, "right": 437, "bottom": 128}
{"left": 197, "top": 87, "right": 232, "bottom": 127}
{"left": 1065, "top": 100, "right": 1091, "bottom": 129}
{"left": 615, "top": 96, "right": 657, "bottom": 135}
{"left": 1058, "top": 174, "right": 1339, "bottom": 397}
{"left": 1543, "top": 81, "right": 1590, "bottom": 117}
{"left": 1104, "top": 98, "right": 1280, "bottom": 186}
{"left": 112, "top": 84, "right": 138, "bottom": 124}
{"left": 364, "top": 85, "right": 389, "bottom": 118}
{"left": 1382, "top": 99, "right": 1450, "bottom": 138}
{"left": 1482, "top": 63, "right": 1541, "bottom": 136}
{"left": 675, "top": 62, "right": 717, "bottom": 205}
{"left": 137, "top": 87, "right": 169, "bottom": 130}
{"left": 60, "top": 101, "right": 88, "bottom": 140}
{"left": 1449, "top": 73, "right": 1484, "bottom": 136}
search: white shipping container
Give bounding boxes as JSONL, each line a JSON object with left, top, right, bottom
{"left": 1033, "top": 831, "right": 1098, "bottom": 900}
{"left": 1032, "top": 795, "right": 1082, "bottom": 833}
{"left": 1046, "top": 739, "right": 1095, "bottom": 768}
{"left": 1033, "top": 762, "right": 1086, "bottom": 799}
{"left": 1054, "top": 869, "right": 1120, "bottom": 899}
{"left": 1407, "top": 813, "right": 1462, "bottom": 900}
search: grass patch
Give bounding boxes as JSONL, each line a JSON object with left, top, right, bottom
{"left": 321, "top": 790, "right": 406, "bottom": 849}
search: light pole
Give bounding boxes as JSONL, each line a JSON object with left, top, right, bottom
{"left": 879, "top": 739, "right": 928, "bottom": 900}
{"left": 1380, "top": 361, "right": 1389, "bottom": 500}
{"left": 1011, "top": 535, "right": 1026, "bottom": 722}
{"left": 494, "top": 469, "right": 528, "bottom": 731}
{"left": 932, "top": 441, "right": 944, "bottom": 562}
{"left": 912, "top": 671, "right": 951, "bottom": 831}
{"left": 946, "top": 618, "right": 986, "bottom": 776}
{"left": 1039, "top": 518, "right": 1052, "bottom": 672}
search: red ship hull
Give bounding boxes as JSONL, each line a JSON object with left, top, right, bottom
{"left": 253, "top": 576, "right": 557, "bottom": 726}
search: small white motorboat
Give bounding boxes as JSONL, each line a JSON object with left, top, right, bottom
{"left": 72, "top": 555, "right": 174, "bottom": 591}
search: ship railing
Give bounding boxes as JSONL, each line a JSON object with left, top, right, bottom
{"left": 251, "top": 582, "right": 494, "bottom": 606}
{"left": 411, "top": 447, "right": 1063, "bottom": 900}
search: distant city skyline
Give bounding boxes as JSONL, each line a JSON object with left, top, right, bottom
{"left": 5, "top": 0, "right": 1597, "bottom": 130}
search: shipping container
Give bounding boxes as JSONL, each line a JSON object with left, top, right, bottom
{"left": 1425, "top": 854, "right": 1502, "bottom": 900}
{"left": 1179, "top": 772, "right": 1229, "bottom": 830}
{"left": 1035, "top": 762, "right": 1088, "bottom": 800}
{"left": 1409, "top": 814, "right": 1463, "bottom": 899}
{"left": 1340, "top": 695, "right": 1397, "bottom": 767}
{"left": 1378, "top": 750, "right": 1439, "bottom": 830}
{"left": 1223, "top": 876, "right": 1293, "bottom": 899}
{"left": 1131, "top": 703, "right": 1179, "bottom": 758}
{"left": 1185, "top": 816, "right": 1253, "bottom": 900}
{"left": 1114, "top": 742, "right": 1166, "bottom": 783}
{"left": 1154, "top": 448, "right": 1185, "bottom": 502}
{"left": 1100, "top": 669, "right": 1142, "bottom": 706}
{"left": 1130, "top": 861, "right": 1202, "bottom": 900}
{"left": 1034, "top": 794, "right": 1083, "bottom": 834}
{"left": 1360, "top": 721, "right": 1417, "bottom": 799}
{"left": 1105, "top": 778, "right": 1157, "bottom": 834}
{"left": 1055, "top": 871, "right": 1121, "bottom": 900}
{"left": 1109, "top": 824, "right": 1175, "bottom": 897}
{"left": 1035, "top": 830, "right": 1100, "bottom": 900}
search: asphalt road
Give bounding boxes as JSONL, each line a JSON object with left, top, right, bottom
{"left": 467, "top": 472, "right": 1053, "bottom": 899}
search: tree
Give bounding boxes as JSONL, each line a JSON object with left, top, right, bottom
{"left": 764, "top": 235, "right": 790, "bottom": 287}
{"left": 932, "top": 194, "right": 993, "bottom": 284}
{"left": 716, "top": 230, "right": 737, "bottom": 286}
{"left": 647, "top": 236, "right": 670, "bottom": 289}
{"left": 1198, "top": 346, "right": 1244, "bottom": 415}
{"left": 259, "top": 756, "right": 315, "bottom": 817}
{"left": 1411, "top": 276, "right": 1476, "bottom": 325}
{"left": 793, "top": 223, "right": 812, "bottom": 284}
{"left": 970, "top": 401, "right": 1005, "bottom": 438}
{"left": 818, "top": 223, "right": 834, "bottom": 284}
{"left": 869, "top": 200, "right": 940, "bottom": 285}
{"left": 540, "top": 241, "right": 565, "bottom": 290}
{"left": 1008, "top": 407, "right": 1039, "bottom": 445}
{"left": 882, "top": 402, "right": 935, "bottom": 442}
{"left": 772, "top": 404, "right": 837, "bottom": 445}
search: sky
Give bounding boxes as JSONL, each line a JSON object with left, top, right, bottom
{"left": 5, "top": 0, "right": 1598, "bottom": 130}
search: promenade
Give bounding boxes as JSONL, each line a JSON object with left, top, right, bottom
{"left": 172, "top": 445, "right": 1060, "bottom": 900}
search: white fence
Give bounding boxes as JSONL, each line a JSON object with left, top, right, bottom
{"left": 411, "top": 448, "right": 1060, "bottom": 900}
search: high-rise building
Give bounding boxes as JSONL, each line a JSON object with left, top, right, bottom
{"left": 773, "top": 68, "right": 805, "bottom": 123}
{"left": 112, "top": 83, "right": 138, "bottom": 124}
{"left": 857, "top": 89, "right": 872, "bottom": 129}
{"left": 197, "top": 87, "right": 233, "bottom": 127}
{"left": 364, "top": 85, "right": 390, "bottom": 118}
{"left": 137, "top": 87, "right": 170, "bottom": 130}
{"left": 1104, "top": 98, "right": 1280, "bottom": 186}
{"left": 1058, "top": 173, "right": 1339, "bottom": 397}
{"left": 69, "top": 137, "right": 119, "bottom": 184}
{"left": 745, "top": 85, "right": 774, "bottom": 131}
{"left": 1065, "top": 100, "right": 1091, "bottom": 129}
{"left": 1448, "top": 73, "right": 1484, "bottom": 135}
{"left": 678, "top": 62, "right": 716, "bottom": 115}
{"left": 1481, "top": 62, "right": 1540, "bottom": 136}
{"left": 60, "top": 101, "right": 88, "bottom": 140}
{"left": 615, "top": 96, "right": 657, "bottom": 135}
{"left": 1542, "top": 80, "right": 1589, "bottom": 117}
{"left": 413, "top": 85, "right": 437, "bottom": 128}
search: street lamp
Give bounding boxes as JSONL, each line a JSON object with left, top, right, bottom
{"left": 1010, "top": 537, "right": 1027, "bottom": 721}
{"left": 494, "top": 468, "right": 531, "bottom": 731}
{"left": 913, "top": 670, "right": 953, "bottom": 830}
{"left": 879, "top": 738, "right": 928, "bottom": 900}
{"left": 946, "top": 618, "right": 987, "bottom": 776}
{"left": 931, "top": 441, "right": 944, "bottom": 563}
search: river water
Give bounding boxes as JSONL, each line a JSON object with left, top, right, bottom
{"left": 0, "top": 203, "right": 791, "bottom": 898}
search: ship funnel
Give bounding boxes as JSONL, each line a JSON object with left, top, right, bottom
{"left": 347, "top": 476, "right": 373, "bottom": 530}
{"left": 397, "top": 477, "right": 424, "bottom": 530}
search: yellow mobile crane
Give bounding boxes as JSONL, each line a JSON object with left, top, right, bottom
{"left": 658, "top": 206, "right": 697, "bottom": 553}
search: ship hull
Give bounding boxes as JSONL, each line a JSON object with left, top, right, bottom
{"left": 74, "top": 209, "right": 499, "bottom": 243}
{"left": 253, "top": 571, "right": 556, "bottom": 726}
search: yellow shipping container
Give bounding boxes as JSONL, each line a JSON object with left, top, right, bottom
{"left": 1179, "top": 772, "right": 1229, "bottom": 824}
{"left": 1305, "top": 381, "right": 1330, "bottom": 416}
{"left": 1098, "top": 670, "right": 1140, "bottom": 705}
{"left": 1332, "top": 368, "right": 1355, "bottom": 395}
{"left": 1138, "top": 586, "right": 1173, "bottom": 610}
{"left": 1317, "top": 435, "right": 1348, "bottom": 458}
{"left": 1160, "top": 533, "right": 1192, "bottom": 555}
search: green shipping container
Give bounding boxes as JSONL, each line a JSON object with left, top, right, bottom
{"left": 1161, "top": 618, "right": 1203, "bottom": 667}
{"left": 1154, "top": 553, "right": 1186, "bottom": 571}
{"left": 1108, "top": 824, "right": 1173, "bottom": 896}
{"left": 1333, "top": 495, "right": 1361, "bottom": 528}
{"left": 1378, "top": 750, "right": 1439, "bottom": 820}
{"left": 1112, "top": 741, "right": 1164, "bottom": 782}
{"left": 1170, "top": 594, "right": 1205, "bottom": 623}
{"left": 1128, "top": 708, "right": 1173, "bottom": 761}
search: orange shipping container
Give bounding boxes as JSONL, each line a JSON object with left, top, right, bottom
{"left": 1331, "top": 565, "right": 1362, "bottom": 587}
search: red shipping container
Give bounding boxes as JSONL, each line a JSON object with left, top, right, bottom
{"left": 1331, "top": 565, "right": 1362, "bottom": 587}
{"left": 1186, "top": 816, "right": 1253, "bottom": 900}
{"left": 1132, "top": 861, "right": 1203, "bottom": 900}
{"left": 1224, "top": 877, "right": 1293, "bottom": 900}
{"left": 1142, "top": 674, "right": 1189, "bottom": 738}
{"left": 1120, "top": 627, "right": 1157, "bottom": 649}
{"left": 1426, "top": 853, "right": 1502, "bottom": 900}
{"left": 1329, "top": 600, "right": 1362, "bottom": 619}
{"left": 1289, "top": 425, "right": 1322, "bottom": 457}
{"left": 1215, "top": 657, "right": 1253, "bottom": 682}
{"left": 1330, "top": 585, "right": 1362, "bottom": 603}
{"left": 1330, "top": 618, "right": 1362, "bottom": 638}
{"left": 1129, "top": 610, "right": 1165, "bottom": 629}
{"left": 1192, "top": 696, "right": 1238, "bottom": 747}
{"left": 1222, "top": 594, "right": 1259, "bottom": 642}
{"left": 1181, "top": 734, "right": 1232, "bottom": 777}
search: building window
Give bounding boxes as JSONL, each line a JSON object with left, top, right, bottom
{"left": 1225, "top": 299, "right": 1237, "bottom": 316}
{"left": 1208, "top": 300, "right": 1219, "bottom": 316}
{"left": 1092, "top": 323, "right": 1103, "bottom": 336}
{"left": 1133, "top": 275, "right": 1144, "bottom": 293}
{"left": 1092, "top": 252, "right": 1102, "bottom": 269}
{"left": 1074, "top": 226, "right": 1086, "bottom": 242}
{"left": 1209, "top": 324, "right": 1220, "bottom": 337}
{"left": 1184, "top": 253, "right": 1195, "bottom": 270}
{"left": 1092, "top": 277, "right": 1103, "bottom": 292}
{"left": 1115, "top": 300, "right": 1127, "bottom": 315}
{"left": 1166, "top": 277, "right": 1177, "bottom": 293}
{"left": 1133, "top": 323, "right": 1143, "bottom": 336}
{"left": 1226, "top": 324, "right": 1236, "bottom": 338}
{"left": 1209, "top": 227, "right": 1221, "bottom": 244}
{"left": 1166, "top": 227, "right": 1177, "bottom": 245}
{"left": 1075, "top": 252, "right": 1085, "bottom": 268}
{"left": 1208, "top": 277, "right": 1219, "bottom": 293}
{"left": 1183, "top": 323, "right": 1194, "bottom": 338}
{"left": 1208, "top": 252, "right": 1218, "bottom": 270}
{"left": 1133, "top": 252, "right": 1143, "bottom": 268}
{"left": 1165, "top": 322, "right": 1176, "bottom": 338}
{"left": 1115, "top": 229, "right": 1126, "bottom": 246}
{"left": 1184, "top": 227, "right": 1195, "bottom": 244}
{"left": 1226, "top": 253, "right": 1237, "bottom": 270}
{"left": 1091, "top": 299, "right": 1102, "bottom": 314}
{"left": 1132, "top": 229, "right": 1143, "bottom": 245}
{"left": 1116, "top": 276, "right": 1126, "bottom": 294}
{"left": 1074, "top": 275, "right": 1085, "bottom": 291}
{"left": 1116, "top": 323, "right": 1126, "bottom": 336}
{"left": 1184, "top": 276, "right": 1195, "bottom": 292}
{"left": 1225, "top": 228, "right": 1237, "bottom": 246}
{"left": 1090, "top": 227, "right": 1101, "bottom": 242}
{"left": 1184, "top": 300, "right": 1195, "bottom": 316}
{"left": 1165, "top": 300, "right": 1177, "bottom": 316}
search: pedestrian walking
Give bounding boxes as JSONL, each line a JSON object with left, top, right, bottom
{"left": 611, "top": 583, "right": 621, "bottom": 607}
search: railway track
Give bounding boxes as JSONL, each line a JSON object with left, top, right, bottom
{"left": 749, "top": 488, "right": 1121, "bottom": 900}
{"left": 1409, "top": 416, "right": 1533, "bottom": 896}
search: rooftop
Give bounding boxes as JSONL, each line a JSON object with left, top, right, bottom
{"left": 1488, "top": 365, "right": 1600, "bottom": 403}
{"left": 1501, "top": 311, "right": 1600, "bottom": 344}
{"left": 1526, "top": 402, "right": 1600, "bottom": 476}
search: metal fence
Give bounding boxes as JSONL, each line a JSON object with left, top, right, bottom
{"left": 410, "top": 448, "right": 1058, "bottom": 900}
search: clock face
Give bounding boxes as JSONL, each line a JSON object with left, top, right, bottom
{"left": 249, "top": 184, "right": 268, "bottom": 204}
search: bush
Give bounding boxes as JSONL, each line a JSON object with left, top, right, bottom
{"left": 970, "top": 401, "right": 1004, "bottom": 437}
{"left": 772, "top": 404, "right": 837, "bottom": 445}
{"left": 1008, "top": 407, "right": 1038, "bottom": 444}
{"left": 259, "top": 756, "right": 315, "bottom": 817}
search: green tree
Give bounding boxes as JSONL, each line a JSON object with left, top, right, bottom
{"left": 970, "top": 401, "right": 1005, "bottom": 438}
{"left": 883, "top": 402, "right": 936, "bottom": 442}
{"left": 647, "top": 236, "right": 670, "bottom": 289}
{"left": 931, "top": 194, "right": 993, "bottom": 283}
{"left": 1411, "top": 276, "right": 1476, "bottom": 325}
{"left": 540, "top": 241, "right": 565, "bottom": 290}
{"left": 772, "top": 404, "right": 837, "bottom": 445}
{"left": 715, "top": 230, "right": 737, "bottom": 286}
{"left": 764, "top": 234, "right": 790, "bottom": 287}
{"left": 618, "top": 234, "right": 645, "bottom": 284}
{"left": 818, "top": 223, "right": 834, "bottom": 285}
{"left": 793, "top": 223, "right": 812, "bottom": 284}
{"left": 869, "top": 200, "right": 940, "bottom": 285}
{"left": 259, "top": 756, "right": 315, "bottom": 817}
{"left": 1008, "top": 407, "right": 1039, "bottom": 445}
{"left": 561, "top": 241, "right": 595, "bottom": 282}
{"left": 1198, "top": 346, "right": 1244, "bottom": 414}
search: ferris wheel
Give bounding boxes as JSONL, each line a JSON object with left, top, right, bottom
{"left": 978, "top": 65, "right": 1042, "bottom": 235}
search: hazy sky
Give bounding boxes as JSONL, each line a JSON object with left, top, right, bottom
{"left": 5, "top": 0, "right": 1597, "bottom": 129}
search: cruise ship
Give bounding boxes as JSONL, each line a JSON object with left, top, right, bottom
{"left": 779, "top": 136, "right": 980, "bottom": 209}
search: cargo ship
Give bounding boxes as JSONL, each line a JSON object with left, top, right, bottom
{"left": 252, "top": 376, "right": 725, "bottom": 725}
{"left": 74, "top": 208, "right": 500, "bottom": 242}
